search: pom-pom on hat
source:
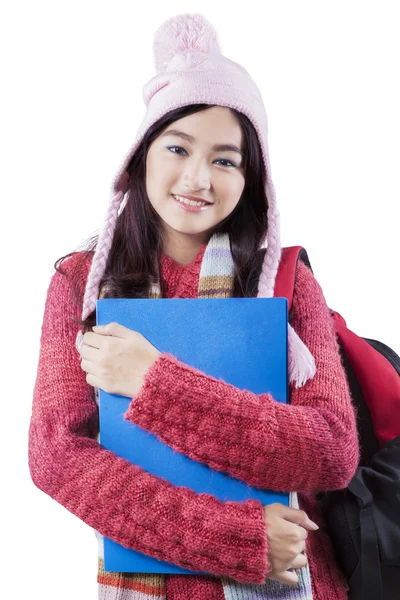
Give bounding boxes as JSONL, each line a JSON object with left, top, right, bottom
{"left": 152, "top": 13, "right": 221, "bottom": 73}
{"left": 75, "top": 13, "right": 316, "bottom": 388}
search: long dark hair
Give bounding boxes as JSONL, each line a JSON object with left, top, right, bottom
{"left": 55, "top": 104, "right": 268, "bottom": 333}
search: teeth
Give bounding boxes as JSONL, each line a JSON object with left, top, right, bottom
{"left": 173, "top": 194, "right": 207, "bottom": 207}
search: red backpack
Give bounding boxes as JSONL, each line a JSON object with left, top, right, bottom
{"left": 274, "top": 246, "right": 400, "bottom": 600}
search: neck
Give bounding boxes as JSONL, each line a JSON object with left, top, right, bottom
{"left": 163, "top": 228, "right": 211, "bottom": 266}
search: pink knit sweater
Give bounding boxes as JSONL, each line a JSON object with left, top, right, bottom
{"left": 29, "top": 247, "right": 359, "bottom": 599}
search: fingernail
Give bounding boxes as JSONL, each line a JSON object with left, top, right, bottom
{"left": 309, "top": 520, "right": 319, "bottom": 530}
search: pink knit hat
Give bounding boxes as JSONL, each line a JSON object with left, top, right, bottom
{"left": 75, "top": 13, "right": 316, "bottom": 388}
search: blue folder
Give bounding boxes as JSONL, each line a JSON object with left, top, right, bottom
{"left": 96, "top": 297, "right": 289, "bottom": 574}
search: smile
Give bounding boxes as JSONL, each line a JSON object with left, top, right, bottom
{"left": 171, "top": 194, "right": 212, "bottom": 212}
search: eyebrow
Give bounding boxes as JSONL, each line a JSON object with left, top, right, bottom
{"left": 160, "top": 129, "right": 244, "bottom": 158}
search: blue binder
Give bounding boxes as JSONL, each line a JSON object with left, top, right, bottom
{"left": 96, "top": 297, "right": 289, "bottom": 573}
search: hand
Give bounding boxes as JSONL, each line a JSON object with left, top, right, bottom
{"left": 78, "top": 322, "right": 161, "bottom": 397}
{"left": 263, "top": 503, "right": 319, "bottom": 586}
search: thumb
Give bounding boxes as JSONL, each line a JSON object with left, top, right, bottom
{"left": 279, "top": 506, "right": 319, "bottom": 531}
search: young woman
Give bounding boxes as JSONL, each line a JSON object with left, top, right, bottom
{"left": 28, "top": 13, "right": 359, "bottom": 600}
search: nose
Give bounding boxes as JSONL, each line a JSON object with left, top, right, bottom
{"left": 183, "top": 157, "right": 211, "bottom": 192}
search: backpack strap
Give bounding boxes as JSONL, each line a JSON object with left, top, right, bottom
{"left": 274, "top": 248, "right": 400, "bottom": 446}
{"left": 250, "top": 246, "right": 312, "bottom": 309}
{"left": 274, "top": 247, "right": 313, "bottom": 316}
{"left": 332, "top": 310, "right": 400, "bottom": 447}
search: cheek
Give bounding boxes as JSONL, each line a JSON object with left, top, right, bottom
{"left": 146, "top": 155, "right": 178, "bottom": 200}
{"left": 219, "top": 175, "right": 245, "bottom": 210}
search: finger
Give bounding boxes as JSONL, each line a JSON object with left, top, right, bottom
{"left": 80, "top": 358, "right": 103, "bottom": 379}
{"left": 79, "top": 343, "right": 100, "bottom": 362}
{"left": 279, "top": 506, "right": 319, "bottom": 530}
{"left": 84, "top": 328, "right": 129, "bottom": 352}
{"left": 290, "top": 553, "right": 308, "bottom": 570}
{"left": 82, "top": 331, "right": 102, "bottom": 349}
{"left": 85, "top": 371, "right": 103, "bottom": 389}
{"left": 267, "top": 569, "right": 299, "bottom": 586}
{"left": 295, "top": 540, "right": 307, "bottom": 555}
{"left": 295, "top": 525, "right": 308, "bottom": 541}
{"left": 93, "top": 322, "right": 135, "bottom": 339}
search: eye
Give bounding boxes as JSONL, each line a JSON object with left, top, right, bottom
{"left": 215, "top": 159, "right": 236, "bottom": 168}
{"left": 167, "top": 145, "right": 187, "bottom": 156}
{"left": 166, "top": 146, "right": 236, "bottom": 168}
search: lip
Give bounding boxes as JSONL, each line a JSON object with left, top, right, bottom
{"left": 171, "top": 194, "right": 211, "bottom": 213}
{"left": 172, "top": 193, "right": 213, "bottom": 204}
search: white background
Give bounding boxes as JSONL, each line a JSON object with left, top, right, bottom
{"left": 1, "top": 1, "right": 399, "bottom": 598}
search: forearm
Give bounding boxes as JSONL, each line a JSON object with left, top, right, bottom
{"left": 28, "top": 255, "right": 269, "bottom": 585}
{"left": 125, "top": 353, "right": 356, "bottom": 492}
{"left": 29, "top": 399, "right": 267, "bottom": 583}
{"left": 125, "top": 261, "right": 359, "bottom": 493}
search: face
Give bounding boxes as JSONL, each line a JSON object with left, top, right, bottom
{"left": 145, "top": 106, "right": 246, "bottom": 244}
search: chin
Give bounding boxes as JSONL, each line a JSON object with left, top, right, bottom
{"left": 171, "top": 226, "right": 212, "bottom": 236}
{"left": 163, "top": 218, "right": 214, "bottom": 236}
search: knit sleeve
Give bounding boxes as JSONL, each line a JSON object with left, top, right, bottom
{"left": 28, "top": 254, "right": 269, "bottom": 585}
{"left": 125, "top": 260, "right": 360, "bottom": 493}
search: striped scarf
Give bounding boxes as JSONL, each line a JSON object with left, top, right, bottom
{"left": 96, "top": 231, "right": 313, "bottom": 599}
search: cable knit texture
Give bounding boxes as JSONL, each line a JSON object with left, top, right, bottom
{"left": 126, "top": 260, "right": 358, "bottom": 494}
{"left": 29, "top": 252, "right": 268, "bottom": 587}
{"left": 29, "top": 247, "right": 359, "bottom": 599}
